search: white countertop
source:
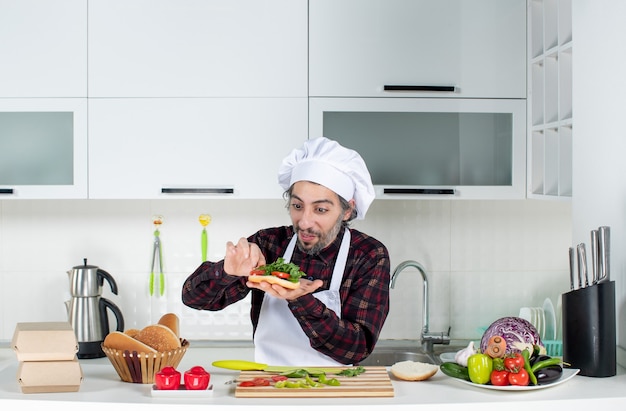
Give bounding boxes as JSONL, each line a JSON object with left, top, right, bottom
{"left": 1, "top": 343, "right": 626, "bottom": 410}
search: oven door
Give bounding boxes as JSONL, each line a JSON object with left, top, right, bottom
{"left": 309, "top": 98, "right": 526, "bottom": 199}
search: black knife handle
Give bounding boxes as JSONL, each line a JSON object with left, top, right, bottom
{"left": 0, "top": 188, "right": 14, "bottom": 194}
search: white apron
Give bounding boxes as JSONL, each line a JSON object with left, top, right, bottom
{"left": 254, "top": 229, "right": 351, "bottom": 366}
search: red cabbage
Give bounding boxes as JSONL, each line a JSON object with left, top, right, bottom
{"left": 480, "top": 316, "right": 543, "bottom": 355}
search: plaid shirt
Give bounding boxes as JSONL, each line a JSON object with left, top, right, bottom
{"left": 182, "top": 225, "right": 390, "bottom": 364}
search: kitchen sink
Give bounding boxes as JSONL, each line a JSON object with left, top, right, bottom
{"left": 358, "top": 350, "right": 439, "bottom": 366}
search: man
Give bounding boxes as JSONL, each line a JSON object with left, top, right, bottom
{"left": 181, "top": 137, "right": 390, "bottom": 366}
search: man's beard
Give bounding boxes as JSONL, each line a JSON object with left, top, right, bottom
{"left": 296, "top": 215, "right": 344, "bottom": 255}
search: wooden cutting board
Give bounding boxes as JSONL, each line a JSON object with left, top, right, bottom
{"left": 235, "top": 366, "right": 394, "bottom": 398}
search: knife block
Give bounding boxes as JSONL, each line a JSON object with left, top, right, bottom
{"left": 562, "top": 281, "right": 616, "bottom": 377}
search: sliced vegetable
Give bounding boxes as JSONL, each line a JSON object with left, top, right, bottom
{"left": 271, "top": 271, "right": 291, "bottom": 279}
{"left": 336, "top": 366, "right": 366, "bottom": 377}
{"left": 250, "top": 257, "right": 306, "bottom": 283}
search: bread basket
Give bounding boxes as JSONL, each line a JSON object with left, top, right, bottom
{"left": 102, "top": 339, "right": 189, "bottom": 384}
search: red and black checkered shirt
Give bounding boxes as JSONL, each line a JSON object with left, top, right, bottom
{"left": 182, "top": 225, "right": 390, "bottom": 364}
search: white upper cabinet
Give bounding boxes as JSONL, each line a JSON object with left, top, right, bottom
{"left": 88, "top": 98, "right": 307, "bottom": 199}
{"left": 88, "top": 0, "right": 307, "bottom": 98}
{"left": 0, "top": 0, "right": 87, "bottom": 97}
{"left": 0, "top": 98, "right": 88, "bottom": 199}
{"left": 309, "top": 0, "right": 527, "bottom": 98}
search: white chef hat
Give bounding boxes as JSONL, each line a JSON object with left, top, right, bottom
{"left": 278, "top": 137, "right": 375, "bottom": 220}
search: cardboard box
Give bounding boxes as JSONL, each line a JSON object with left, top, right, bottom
{"left": 12, "top": 322, "right": 78, "bottom": 361}
{"left": 17, "top": 359, "right": 83, "bottom": 393}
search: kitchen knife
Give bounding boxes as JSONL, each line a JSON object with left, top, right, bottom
{"left": 577, "top": 243, "right": 588, "bottom": 288}
{"left": 598, "top": 226, "right": 610, "bottom": 282}
{"left": 591, "top": 230, "right": 599, "bottom": 284}
{"left": 568, "top": 247, "right": 575, "bottom": 290}
{"left": 212, "top": 360, "right": 344, "bottom": 375}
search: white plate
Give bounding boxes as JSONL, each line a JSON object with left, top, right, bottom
{"left": 151, "top": 384, "right": 214, "bottom": 397}
{"left": 543, "top": 298, "right": 557, "bottom": 340}
{"left": 440, "top": 352, "right": 457, "bottom": 363}
{"left": 451, "top": 368, "right": 579, "bottom": 391}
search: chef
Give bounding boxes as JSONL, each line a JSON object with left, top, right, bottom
{"left": 182, "top": 137, "right": 390, "bottom": 366}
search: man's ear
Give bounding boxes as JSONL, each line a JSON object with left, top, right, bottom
{"left": 344, "top": 199, "right": 357, "bottom": 220}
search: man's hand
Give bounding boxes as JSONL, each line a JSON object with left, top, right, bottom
{"left": 246, "top": 278, "right": 324, "bottom": 300}
{"left": 223, "top": 238, "right": 266, "bottom": 277}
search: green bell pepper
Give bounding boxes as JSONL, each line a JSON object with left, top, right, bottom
{"left": 467, "top": 353, "right": 493, "bottom": 384}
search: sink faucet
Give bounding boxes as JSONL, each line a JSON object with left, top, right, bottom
{"left": 391, "top": 260, "right": 450, "bottom": 355}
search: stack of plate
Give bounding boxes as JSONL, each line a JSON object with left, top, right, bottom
{"left": 518, "top": 306, "right": 545, "bottom": 339}
{"left": 518, "top": 298, "right": 558, "bottom": 341}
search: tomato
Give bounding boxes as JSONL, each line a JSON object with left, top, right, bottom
{"left": 467, "top": 353, "right": 493, "bottom": 385}
{"left": 239, "top": 381, "right": 256, "bottom": 387}
{"left": 251, "top": 377, "right": 271, "bottom": 386}
{"left": 490, "top": 370, "right": 509, "bottom": 386}
{"left": 250, "top": 269, "right": 266, "bottom": 276}
{"left": 508, "top": 369, "right": 530, "bottom": 386}
{"left": 504, "top": 352, "right": 525, "bottom": 373}
{"left": 154, "top": 366, "right": 181, "bottom": 390}
{"left": 271, "top": 271, "right": 290, "bottom": 279}
{"left": 184, "top": 366, "right": 210, "bottom": 390}
{"left": 271, "top": 375, "right": 289, "bottom": 382}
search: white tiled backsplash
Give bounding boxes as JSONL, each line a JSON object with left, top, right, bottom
{"left": 0, "top": 199, "right": 571, "bottom": 343}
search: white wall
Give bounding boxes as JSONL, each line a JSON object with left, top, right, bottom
{"left": 0, "top": 198, "right": 571, "bottom": 344}
{"left": 572, "top": 0, "right": 626, "bottom": 366}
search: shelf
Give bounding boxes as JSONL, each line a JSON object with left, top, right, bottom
{"left": 527, "top": 0, "right": 573, "bottom": 199}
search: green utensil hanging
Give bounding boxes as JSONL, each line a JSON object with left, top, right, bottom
{"left": 150, "top": 215, "right": 164, "bottom": 296}
{"left": 199, "top": 214, "right": 211, "bottom": 262}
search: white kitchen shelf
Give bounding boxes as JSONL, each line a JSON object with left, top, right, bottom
{"left": 527, "top": 0, "right": 573, "bottom": 199}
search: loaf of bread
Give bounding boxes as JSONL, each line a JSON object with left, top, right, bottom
{"left": 390, "top": 360, "right": 439, "bottom": 381}
{"left": 157, "top": 313, "right": 179, "bottom": 337}
{"left": 103, "top": 331, "right": 157, "bottom": 353}
{"left": 134, "top": 324, "right": 181, "bottom": 352}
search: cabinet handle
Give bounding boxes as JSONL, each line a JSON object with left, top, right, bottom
{"left": 384, "top": 85, "right": 456, "bottom": 92}
{"left": 0, "top": 188, "right": 14, "bottom": 195}
{"left": 383, "top": 188, "right": 455, "bottom": 195}
{"left": 161, "top": 187, "right": 234, "bottom": 194}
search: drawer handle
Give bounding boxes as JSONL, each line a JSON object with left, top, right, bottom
{"left": 161, "top": 187, "right": 234, "bottom": 194}
{"left": 0, "top": 188, "right": 14, "bottom": 194}
{"left": 384, "top": 85, "right": 456, "bottom": 92}
{"left": 383, "top": 188, "right": 455, "bottom": 195}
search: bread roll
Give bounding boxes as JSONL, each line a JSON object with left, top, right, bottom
{"left": 157, "top": 313, "right": 180, "bottom": 337}
{"left": 247, "top": 274, "right": 300, "bottom": 289}
{"left": 390, "top": 360, "right": 439, "bottom": 381}
{"left": 103, "top": 331, "right": 157, "bottom": 353}
{"left": 134, "top": 324, "right": 181, "bottom": 352}
{"left": 124, "top": 328, "right": 140, "bottom": 338}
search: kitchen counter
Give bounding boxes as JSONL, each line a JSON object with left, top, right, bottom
{"left": 1, "top": 342, "right": 626, "bottom": 410}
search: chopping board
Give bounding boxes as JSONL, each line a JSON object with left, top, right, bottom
{"left": 235, "top": 366, "right": 394, "bottom": 398}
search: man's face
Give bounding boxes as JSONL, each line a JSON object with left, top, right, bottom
{"left": 289, "top": 181, "right": 352, "bottom": 255}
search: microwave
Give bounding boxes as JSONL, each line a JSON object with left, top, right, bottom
{"left": 309, "top": 98, "right": 526, "bottom": 199}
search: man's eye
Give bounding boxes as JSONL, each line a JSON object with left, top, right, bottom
{"left": 316, "top": 207, "right": 328, "bottom": 214}
{"left": 291, "top": 203, "right": 302, "bottom": 210}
